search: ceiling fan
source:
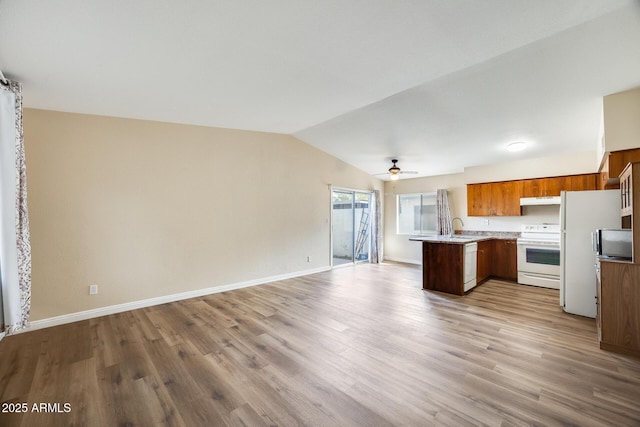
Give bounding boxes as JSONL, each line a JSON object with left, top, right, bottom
{"left": 375, "top": 159, "right": 418, "bottom": 180}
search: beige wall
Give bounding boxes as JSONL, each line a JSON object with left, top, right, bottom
{"left": 603, "top": 87, "right": 640, "bottom": 155}
{"left": 464, "top": 150, "right": 597, "bottom": 183}
{"left": 24, "top": 109, "right": 383, "bottom": 321}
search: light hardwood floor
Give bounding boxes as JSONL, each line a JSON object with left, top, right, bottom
{"left": 1, "top": 262, "right": 639, "bottom": 426}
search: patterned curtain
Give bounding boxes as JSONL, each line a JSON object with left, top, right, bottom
{"left": 436, "top": 189, "right": 452, "bottom": 236}
{"left": 0, "top": 79, "right": 31, "bottom": 338}
{"left": 369, "top": 190, "right": 381, "bottom": 263}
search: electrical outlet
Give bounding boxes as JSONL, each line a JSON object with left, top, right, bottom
{"left": 483, "top": 219, "right": 490, "bottom": 226}
{"left": 89, "top": 284, "right": 98, "bottom": 295}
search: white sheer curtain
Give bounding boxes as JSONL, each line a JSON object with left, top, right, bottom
{"left": 0, "top": 79, "right": 31, "bottom": 339}
{"left": 436, "top": 189, "right": 452, "bottom": 236}
{"left": 369, "top": 190, "right": 381, "bottom": 263}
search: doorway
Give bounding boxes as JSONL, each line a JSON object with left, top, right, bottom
{"left": 331, "top": 189, "right": 371, "bottom": 266}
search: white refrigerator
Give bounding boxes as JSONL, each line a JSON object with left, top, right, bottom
{"left": 560, "top": 190, "right": 620, "bottom": 318}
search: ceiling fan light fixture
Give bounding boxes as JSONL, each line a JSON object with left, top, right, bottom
{"left": 375, "top": 158, "right": 417, "bottom": 180}
{"left": 388, "top": 166, "right": 401, "bottom": 174}
{"left": 388, "top": 159, "right": 401, "bottom": 175}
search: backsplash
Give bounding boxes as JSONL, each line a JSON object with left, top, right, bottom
{"left": 462, "top": 205, "right": 560, "bottom": 232}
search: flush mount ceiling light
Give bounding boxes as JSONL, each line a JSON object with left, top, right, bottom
{"left": 507, "top": 141, "right": 526, "bottom": 152}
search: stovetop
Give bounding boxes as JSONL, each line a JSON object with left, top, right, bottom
{"left": 518, "top": 224, "right": 560, "bottom": 243}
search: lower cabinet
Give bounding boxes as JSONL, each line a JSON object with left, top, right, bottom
{"left": 491, "top": 239, "right": 518, "bottom": 281}
{"left": 422, "top": 242, "right": 464, "bottom": 296}
{"left": 598, "top": 260, "right": 640, "bottom": 357}
{"left": 422, "top": 239, "right": 518, "bottom": 296}
{"left": 476, "top": 240, "right": 492, "bottom": 283}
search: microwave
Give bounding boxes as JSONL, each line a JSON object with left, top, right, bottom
{"left": 595, "top": 229, "right": 633, "bottom": 260}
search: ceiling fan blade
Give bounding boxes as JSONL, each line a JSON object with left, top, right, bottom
{"left": 400, "top": 170, "right": 418, "bottom": 174}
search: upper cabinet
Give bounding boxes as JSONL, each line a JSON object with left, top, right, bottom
{"left": 467, "top": 173, "right": 599, "bottom": 216}
{"left": 570, "top": 174, "right": 598, "bottom": 191}
{"left": 467, "top": 183, "right": 493, "bottom": 216}
{"left": 491, "top": 181, "right": 522, "bottom": 216}
{"left": 599, "top": 148, "right": 640, "bottom": 189}
{"left": 467, "top": 181, "right": 521, "bottom": 216}
{"left": 521, "top": 177, "right": 566, "bottom": 197}
{"left": 521, "top": 174, "right": 597, "bottom": 197}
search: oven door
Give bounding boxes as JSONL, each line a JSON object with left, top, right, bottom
{"left": 517, "top": 240, "right": 561, "bottom": 288}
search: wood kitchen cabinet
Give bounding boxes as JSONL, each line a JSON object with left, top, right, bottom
{"left": 521, "top": 177, "right": 566, "bottom": 197}
{"left": 620, "top": 162, "right": 634, "bottom": 219}
{"left": 421, "top": 238, "right": 517, "bottom": 296}
{"left": 598, "top": 260, "right": 640, "bottom": 358}
{"left": 491, "top": 239, "right": 518, "bottom": 281}
{"left": 467, "top": 181, "right": 521, "bottom": 216}
{"left": 570, "top": 173, "right": 598, "bottom": 191}
{"left": 618, "top": 162, "right": 639, "bottom": 259}
{"left": 599, "top": 148, "right": 640, "bottom": 189}
{"left": 476, "top": 240, "right": 492, "bottom": 283}
{"left": 467, "top": 173, "right": 599, "bottom": 217}
{"left": 422, "top": 242, "right": 464, "bottom": 295}
{"left": 491, "top": 181, "right": 522, "bottom": 216}
{"left": 467, "top": 183, "right": 493, "bottom": 216}
{"left": 596, "top": 161, "right": 640, "bottom": 358}
{"left": 521, "top": 174, "right": 597, "bottom": 197}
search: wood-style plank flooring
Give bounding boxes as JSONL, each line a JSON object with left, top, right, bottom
{"left": 1, "top": 262, "right": 640, "bottom": 426}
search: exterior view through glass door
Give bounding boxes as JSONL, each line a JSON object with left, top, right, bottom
{"left": 332, "top": 189, "right": 371, "bottom": 266}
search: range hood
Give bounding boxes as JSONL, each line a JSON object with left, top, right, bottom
{"left": 520, "top": 196, "right": 561, "bottom": 206}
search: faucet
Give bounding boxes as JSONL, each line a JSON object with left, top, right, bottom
{"left": 449, "top": 217, "right": 464, "bottom": 237}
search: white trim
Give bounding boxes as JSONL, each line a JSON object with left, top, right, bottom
{"left": 383, "top": 256, "right": 421, "bottom": 265}
{"left": 19, "top": 266, "right": 331, "bottom": 334}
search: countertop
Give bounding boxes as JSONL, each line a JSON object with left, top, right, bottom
{"left": 409, "top": 231, "right": 520, "bottom": 245}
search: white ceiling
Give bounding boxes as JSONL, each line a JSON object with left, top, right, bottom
{"left": 2, "top": 0, "right": 640, "bottom": 179}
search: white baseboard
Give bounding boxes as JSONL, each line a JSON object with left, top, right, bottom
{"left": 21, "top": 265, "right": 332, "bottom": 333}
{"left": 383, "top": 256, "right": 421, "bottom": 265}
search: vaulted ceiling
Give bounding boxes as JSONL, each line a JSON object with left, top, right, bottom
{"left": 2, "top": 0, "right": 639, "bottom": 179}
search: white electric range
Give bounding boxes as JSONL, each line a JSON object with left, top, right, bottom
{"left": 516, "top": 224, "right": 561, "bottom": 289}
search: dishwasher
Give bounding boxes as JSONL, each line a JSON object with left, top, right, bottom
{"left": 463, "top": 242, "right": 478, "bottom": 292}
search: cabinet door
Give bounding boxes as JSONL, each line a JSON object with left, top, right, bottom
{"left": 540, "top": 177, "right": 567, "bottom": 196}
{"left": 570, "top": 174, "right": 598, "bottom": 191}
{"left": 491, "top": 239, "right": 518, "bottom": 281}
{"left": 599, "top": 261, "right": 640, "bottom": 356}
{"left": 619, "top": 166, "right": 633, "bottom": 216}
{"left": 476, "top": 240, "right": 492, "bottom": 283}
{"left": 521, "top": 178, "right": 540, "bottom": 198}
{"left": 491, "top": 181, "right": 522, "bottom": 216}
{"left": 467, "top": 183, "right": 492, "bottom": 216}
{"left": 609, "top": 148, "right": 640, "bottom": 178}
{"left": 523, "top": 176, "right": 578, "bottom": 196}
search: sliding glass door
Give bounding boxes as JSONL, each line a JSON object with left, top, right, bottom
{"left": 332, "top": 189, "right": 371, "bottom": 266}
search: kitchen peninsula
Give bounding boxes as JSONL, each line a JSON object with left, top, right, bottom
{"left": 411, "top": 232, "right": 519, "bottom": 296}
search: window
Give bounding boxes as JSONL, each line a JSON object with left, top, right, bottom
{"left": 397, "top": 192, "right": 437, "bottom": 235}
